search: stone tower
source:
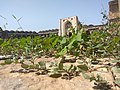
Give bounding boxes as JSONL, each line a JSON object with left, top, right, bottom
{"left": 108, "top": 0, "right": 120, "bottom": 20}
{"left": 59, "top": 16, "right": 79, "bottom": 36}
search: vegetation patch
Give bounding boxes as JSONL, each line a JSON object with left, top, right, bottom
{"left": 0, "top": 20, "right": 120, "bottom": 89}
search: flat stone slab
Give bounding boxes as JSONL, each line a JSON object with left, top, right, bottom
{"left": 0, "top": 64, "right": 94, "bottom": 90}
{"left": 0, "top": 55, "right": 12, "bottom": 60}
{"left": 0, "top": 57, "right": 119, "bottom": 90}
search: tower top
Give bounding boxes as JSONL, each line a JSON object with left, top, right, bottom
{"left": 108, "top": 0, "right": 120, "bottom": 20}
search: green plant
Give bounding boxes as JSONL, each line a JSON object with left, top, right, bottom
{"left": 0, "top": 16, "right": 120, "bottom": 89}
{"left": 12, "top": 15, "right": 23, "bottom": 31}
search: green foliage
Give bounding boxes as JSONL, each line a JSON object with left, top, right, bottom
{"left": 21, "top": 63, "right": 29, "bottom": 69}
{"left": 77, "top": 64, "right": 88, "bottom": 72}
{"left": 38, "top": 61, "right": 46, "bottom": 70}
{"left": 0, "top": 20, "right": 120, "bottom": 88}
{"left": 82, "top": 73, "right": 103, "bottom": 82}
{"left": 112, "top": 67, "right": 120, "bottom": 73}
{"left": 0, "top": 38, "right": 3, "bottom": 45}
{"left": 114, "top": 78, "right": 120, "bottom": 85}
{"left": 12, "top": 15, "right": 23, "bottom": 30}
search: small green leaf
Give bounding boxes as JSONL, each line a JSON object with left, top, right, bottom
{"left": 29, "top": 64, "right": 39, "bottom": 69}
{"left": 21, "top": 63, "right": 29, "bottom": 69}
{"left": 17, "top": 17, "right": 22, "bottom": 22}
{"left": 0, "top": 38, "right": 4, "bottom": 45}
{"left": 96, "top": 74, "right": 103, "bottom": 82}
{"left": 57, "top": 47, "right": 67, "bottom": 57}
{"left": 68, "top": 64, "right": 73, "bottom": 72}
{"left": 4, "top": 59, "right": 13, "bottom": 64}
{"left": 29, "top": 65, "right": 35, "bottom": 69}
{"left": 93, "top": 44, "right": 103, "bottom": 49}
{"left": 58, "top": 62, "right": 63, "bottom": 70}
{"left": 82, "top": 72, "right": 90, "bottom": 79}
{"left": 61, "top": 38, "right": 67, "bottom": 44}
{"left": 89, "top": 75, "right": 96, "bottom": 82}
{"left": 111, "top": 60, "right": 120, "bottom": 63}
{"left": 38, "top": 61, "right": 45, "bottom": 66}
{"left": 76, "top": 32, "right": 82, "bottom": 41}
{"left": 51, "top": 68, "right": 60, "bottom": 74}
{"left": 71, "top": 66, "right": 77, "bottom": 72}
{"left": 0, "top": 15, "right": 6, "bottom": 20}
{"left": 77, "top": 61, "right": 84, "bottom": 64}
{"left": 60, "top": 57, "right": 66, "bottom": 63}
{"left": 38, "top": 61, "right": 46, "bottom": 69}
{"left": 112, "top": 36, "right": 119, "bottom": 43}
{"left": 112, "top": 67, "right": 120, "bottom": 73}
{"left": 12, "top": 15, "right": 17, "bottom": 20}
{"left": 49, "top": 62, "right": 55, "bottom": 67}
{"left": 68, "top": 40, "right": 75, "bottom": 49}
{"left": 49, "top": 73, "right": 62, "bottom": 78}
{"left": 114, "top": 78, "right": 120, "bottom": 85}
{"left": 77, "top": 64, "right": 88, "bottom": 71}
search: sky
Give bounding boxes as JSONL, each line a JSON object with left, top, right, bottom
{"left": 0, "top": 0, "right": 109, "bottom": 32}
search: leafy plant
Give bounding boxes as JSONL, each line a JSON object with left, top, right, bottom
{"left": 0, "top": 15, "right": 120, "bottom": 90}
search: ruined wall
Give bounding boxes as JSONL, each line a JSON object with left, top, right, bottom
{"left": 109, "top": 0, "right": 120, "bottom": 20}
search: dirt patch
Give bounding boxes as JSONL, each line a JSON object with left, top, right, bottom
{"left": 0, "top": 57, "right": 119, "bottom": 90}
{"left": 0, "top": 64, "right": 94, "bottom": 90}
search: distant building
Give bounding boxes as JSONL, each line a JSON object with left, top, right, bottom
{"left": 0, "top": 30, "right": 39, "bottom": 39}
{"left": 109, "top": 0, "right": 120, "bottom": 21}
{"left": 38, "top": 29, "right": 58, "bottom": 37}
{"left": 0, "top": 28, "right": 59, "bottom": 39}
{"left": 59, "top": 16, "right": 79, "bottom": 36}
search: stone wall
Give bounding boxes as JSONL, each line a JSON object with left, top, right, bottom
{"left": 109, "top": 0, "right": 120, "bottom": 20}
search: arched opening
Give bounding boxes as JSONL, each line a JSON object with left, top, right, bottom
{"left": 64, "top": 21, "right": 73, "bottom": 36}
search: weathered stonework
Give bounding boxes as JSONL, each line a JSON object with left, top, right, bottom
{"left": 59, "top": 16, "right": 79, "bottom": 36}
{"left": 109, "top": 0, "right": 120, "bottom": 20}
